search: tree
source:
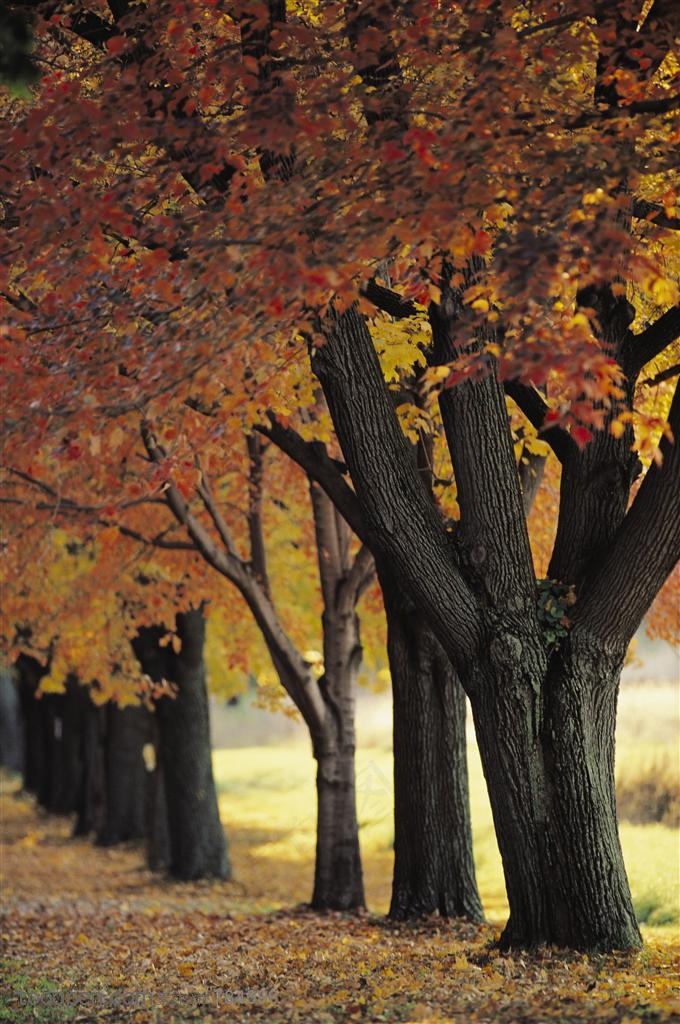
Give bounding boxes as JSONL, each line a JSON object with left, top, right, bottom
{"left": 1, "top": 0, "right": 678, "bottom": 950}
{"left": 132, "top": 609, "right": 229, "bottom": 880}
{"left": 259, "top": 412, "right": 483, "bottom": 921}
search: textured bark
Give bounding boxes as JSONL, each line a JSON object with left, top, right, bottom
{"left": 313, "top": 740, "right": 364, "bottom": 910}
{"left": 133, "top": 612, "right": 229, "bottom": 880}
{"left": 310, "top": 613, "right": 365, "bottom": 910}
{"left": 383, "top": 572, "right": 482, "bottom": 921}
{"left": 539, "top": 632, "right": 641, "bottom": 949}
{"left": 309, "top": 483, "right": 365, "bottom": 910}
{"left": 262, "top": 419, "right": 483, "bottom": 923}
{"left": 467, "top": 631, "right": 640, "bottom": 950}
{"left": 313, "top": 302, "right": 658, "bottom": 950}
{"left": 96, "top": 701, "right": 149, "bottom": 846}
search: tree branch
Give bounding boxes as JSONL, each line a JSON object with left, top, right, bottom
{"left": 140, "top": 420, "right": 327, "bottom": 735}
{"left": 642, "top": 362, "right": 680, "bottom": 387}
{"left": 632, "top": 198, "right": 680, "bottom": 232}
{"left": 256, "top": 414, "right": 368, "bottom": 544}
{"left": 361, "top": 279, "right": 418, "bottom": 320}
{"left": 312, "top": 305, "right": 482, "bottom": 673}
{"left": 628, "top": 304, "right": 680, "bottom": 378}
{"left": 340, "top": 543, "right": 376, "bottom": 612}
{"left": 504, "top": 380, "right": 577, "bottom": 463}
{"left": 574, "top": 381, "right": 680, "bottom": 645}
{"left": 428, "top": 288, "right": 538, "bottom": 612}
{"left": 246, "top": 434, "right": 271, "bottom": 598}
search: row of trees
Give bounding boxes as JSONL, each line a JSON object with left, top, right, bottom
{"left": 4, "top": 611, "right": 228, "bottom": 880}
{"left": 1, "top": 0, "right": 678, "bottom": 952}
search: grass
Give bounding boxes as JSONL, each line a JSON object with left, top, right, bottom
{"left": 213, "top": 682, "right": 680, "bottom": 936}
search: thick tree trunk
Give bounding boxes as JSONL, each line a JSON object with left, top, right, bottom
{"left": 96, "top": 702, "right": 149, "bottom": 846}
{"left": 468, "top": 629, "right": 640, "bottom": 951}
{"left": 311, "top": 606, "right": 365, "bottom": 911}
{"left": 157, "top": 611, "right": 229, "bottom": 880}
{"left": 541, "top": 633, "right": 640, "bottom": 949}
{"left": 133, "top": 612, "right": 229, "bottom": 880}
{"left": 382, "top": 573, "right": 482, "bottom": 921}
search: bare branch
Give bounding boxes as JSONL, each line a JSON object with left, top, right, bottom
{"left": 632, "top": 198, "right": 680, "bottom": 232}
{"left": 504, "top": 380, "right": 577, "bottom": 464}
{"left": 574, "top": 381, "right": 680, "bottom": 645}
{"left": 361, "top": 279, "right": 418, "bottom": 320}
{"left": 195, "top": 463, "right": 243, "bottom": 562}
{"left": 517, "top": 13, "right": 583, "bottom": 38}
{"left": 340, "top": 543, "right": 376, "bottom": 612}
{"left": 642, "top": 362, "right": 680, "bottom": 387}
{"left": 246, "top": 434, "right": 271, "bottom": 598}
{"left": 256, "top": 414, "right": 368, "bottom": 544}
{"left": 628, "top": 304, "right": 680, "bottom": 378}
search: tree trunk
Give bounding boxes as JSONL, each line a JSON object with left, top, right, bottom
{"left": 16, "top": 653, "right": 48, "bottom": 797}
{"left": 467, "top": 628, "right": 641, "bottom": 951}
{"left": 133, "top": 612, "right": 229, "bottom": 880}
{"left": 96, "top": 701, "right": 149, "bottom": 846}
{"left": 382, "top": 572, "right": 482, "bottom": 921}
{"left": 73, "top": 694, "right": 104, "bottom": 837}
{"left": 0, "top": 667, "right": 23, "bottom": 772}
{"left": 541, "top": 633, "right": 640, "bottom": 949}
{"left": 144, "top": 714, "right": 171, "bottom": 871}
{"left": 311, "top": 605, "right": 365, "bottom": 911}
{"left": 44, "top": 675, "right": 84, "bottom": 815}
{"left": 313, "top": 741, "right": 364, "bottom": 910}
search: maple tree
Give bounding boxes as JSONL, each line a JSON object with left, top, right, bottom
{"left": 0, "top": 0, "right": 678, "bottom": 953}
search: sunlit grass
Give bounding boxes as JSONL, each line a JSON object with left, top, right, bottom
{"left": 213, "top": 683, "right": 679, "bottom": 938}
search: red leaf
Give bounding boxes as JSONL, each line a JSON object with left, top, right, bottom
{"left": 572, "top": 426, "right": 592, "bottom": 447}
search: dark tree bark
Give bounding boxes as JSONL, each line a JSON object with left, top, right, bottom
{"left": 132, "top": 611, "right": 229, "bottom": 880}
{"left": 311, "top": 302, "right": 679, "bottom": 950}
{"left": 72, "top": 693, "right": 105, "bottom": 837}
{"left": 307, "top": 483, "right": 366, "bottom": 910}
{"left": 143, "top": 713, "right": 171, "bottom": 872}
{"left": 16, "top": 653, "right": 49, "bottom": 798}
{"left": 310, "top": 609, "right": 364, "bottom": 910}
{"left": 0, "top": 667, "right": 23, "bottom": 772}
{"left": 260, "top": 415, "right": 482, "bottom": 921}
{"left": 96, "top": 701, "right": 150, "bottom": 846}
{"left": 43, "top": 675, "right": 86, "bottom": 816}
{"left": 381, "top": 571, "right": 482, "bottom": 921}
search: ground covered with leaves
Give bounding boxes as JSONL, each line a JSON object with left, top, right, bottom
{"left": 1, "top": 783, "right": 678, "bottom": 1024}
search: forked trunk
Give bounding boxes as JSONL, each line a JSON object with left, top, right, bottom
{"left": 383, "top": 575, "right": 482, "bottom": 921}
